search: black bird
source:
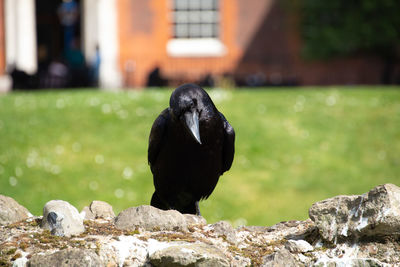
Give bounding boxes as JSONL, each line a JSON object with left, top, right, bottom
{"left": 148, "top": 83, "right": 235, "bottom": 215}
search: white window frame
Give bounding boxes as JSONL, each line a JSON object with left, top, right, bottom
{"left": 167, "top": 38, "right": 226, "bottom": 57}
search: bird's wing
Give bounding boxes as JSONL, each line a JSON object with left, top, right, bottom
{"left": 148, "top": 108, "right": 170, "bottom": 170}
{"left": 220, "top": 112, "right": 235, "bottom": 174}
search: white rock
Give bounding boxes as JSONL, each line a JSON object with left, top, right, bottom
{"left": 41, "top": 200, "right": 84, "bottom": 237}
{"left": 12, "top": 255, "right": 28, "bottom": 267}
{"left": 285, "top": 239, "right": 313, "bottom": 253}
{"left": 81, "top": 200, "right": 115, "bottom": 220}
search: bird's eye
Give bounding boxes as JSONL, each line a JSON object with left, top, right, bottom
{"left": 192, "top": 99, "right": 197, "bottom": 106}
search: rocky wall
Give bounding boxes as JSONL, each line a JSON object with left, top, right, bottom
{"left": 1, "top": 184, "right": 400, "bottom": 266}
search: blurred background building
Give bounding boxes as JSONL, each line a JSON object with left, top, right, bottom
{"left": 0, "top": 0, "right": 399, "bottom": 90}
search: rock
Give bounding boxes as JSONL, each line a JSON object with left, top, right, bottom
{"left": 81, "top": 200, "right": 115, "bottom": 220}
{"left": 115, "top": 205, "right": 188, "bottom": 232}
{"left": 149, "top": 243, "right": 230, "bottom": 267}
{"left": 12, "top": 257, "right": 28, "bottom": 267}
{"left": 41, "top": 200, "right": 85, "bottom": 237}
{"left": 0, "top": 195, "right": 32, "bottom": 225}
{"left": 239, "top": 219, "right": 317, "bottom": 245}
{"left": 261, "top": 248, "right": 299, "bottom": 267}
{"left": 184, "top": 214, "right": 207, "bottom": 227}
{"left": 2, "top": 199, "right": 400, "bottom": 266}
{"left": 28, "top": 248, "right": 103, "bottom": 267}
{"left": 81, "top": 206, "right": 93, "bottom": 219}
{"left": 314, "top": 257, "right": 385, "bottom": 267}
{"left": 309, "top": 184, "right": 400, "bottom": 242}
{"left": 285, "top": 239, "right": 313, "bottom": 253}
{"left": 2, "top": 184, "right": 400, "bottom": 266}
{"left": 210, "top": 220, "right": 237, "bottom": 244}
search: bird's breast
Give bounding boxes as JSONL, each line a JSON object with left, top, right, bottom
{"left": 158, "top": 118, "right": 224, "bottom": 175}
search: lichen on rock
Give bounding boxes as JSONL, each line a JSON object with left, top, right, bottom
{"left": 1, "top": 184, "right": 400, "bottom": 266}
{"left": 309, "top": 183, "right": 400, "bottom": 243}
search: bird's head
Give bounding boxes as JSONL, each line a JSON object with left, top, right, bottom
{"left": 170, "top": 84, "right": 211, "bottom": 145}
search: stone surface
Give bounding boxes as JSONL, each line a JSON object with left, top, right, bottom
{"left": 28, "top": 248, "right": 103, "bottom": 267}
{"left": 184, "top": 214, "right": 207, "bottom": 227}
{"left": 1, "top": 209, "right": 400, "bottom": 266}
{"left": 12, "top": 256, "right": 28, "bottom": 267}
{"left": 261, "top": 248, "right": 299, "bottom": 267}
{"left": 285, "top": 239, "right": 313, "bottom": 253}
{"left": 309, "top": 184, "right": 400, "bottom": 242}
{"left": 115, "top": 205, "right": 188, "bottom": 231}
{"left": 41, "top": 200, "right": 85, "bottom": 237}
{"left": 149, "top": 243, "right": 230, "bottom": 267}
{"left": 80, "top": 206, "right": 93, "bottom": 219}
{"left": 210, "top": 220, "right": 237, "bottom": 244}
{"left": 81, "top": 200, "right": 115, "bottom": 220}
{"left": 239, "top": 219, "right": 316, "bottom": 244}
{"left": 2, "top": 184, "right": 400, "bottom": 266}
{"left": 314, "top": 258, "right": 385, "bottom": 267}
{"left": 0, "top": 195, "right": 32, "bottom": 225}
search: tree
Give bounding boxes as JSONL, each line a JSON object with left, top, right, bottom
{"left": 300, "top": 0, "right": 400, "bottom": 83}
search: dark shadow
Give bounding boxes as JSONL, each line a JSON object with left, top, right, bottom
{"left": 10, "top": 67, "right": 38, "bottom": 90}
{"left": 234, "top": 0, "right": 298, "bottom": 87}
{"left": 146, "top": 66, "right": 167, "bottom": 87}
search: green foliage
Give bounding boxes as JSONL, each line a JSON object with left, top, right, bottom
{"left": 0, "top": 87, "right": 399, "bottom": 226}
{"left": 300, "top": 0, "right": 400, "bottom": 59}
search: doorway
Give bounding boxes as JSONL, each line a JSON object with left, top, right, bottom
{"left": 35, "top": 0, "right": 88, "bottom": 88}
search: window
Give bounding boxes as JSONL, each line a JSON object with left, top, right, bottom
{"left": 172, "top": 0, "right": 220, "bottom": 38}
{"left": 167, "top": 0, "right": 226, "bottom": 57}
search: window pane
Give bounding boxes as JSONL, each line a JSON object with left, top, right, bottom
{"left": 189, "top": 24, "right": 201, "bottom": 38}
{"left": 213, "top": 24, "right": 219, "bottom": 37}
{"left": 202, "top": 0, "right": 214, "bottom": 10}
{"left": 175, "top": 24, "right": 189, "bottom": 38}
{"left": 201, "top": 11, "right": 218, "bottom": 23}
{"left": 174, "top": 11, "right": 189, "bottom": 23}
{"left": 201, "top": 24, "right": 213, "bottom": 37}
{"left": 188, "top": 11, "right": 201, "bottom": 23}
{"left": 175, "top": 0, "right": 188, "bottom": 10}
{"left": 188, "top": 0, "right": 201, "bottom": 10}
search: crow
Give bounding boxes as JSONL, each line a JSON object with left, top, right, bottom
{"left": 148, "top": 83, "right": 235, "bottom": 215}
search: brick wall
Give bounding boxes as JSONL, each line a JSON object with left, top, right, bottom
{"left": 117, "top": 0, "right": 397, "bottom": 87}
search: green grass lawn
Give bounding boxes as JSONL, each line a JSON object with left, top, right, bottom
{"left": 0, "top": 86, "right": 399, "bottom": 226}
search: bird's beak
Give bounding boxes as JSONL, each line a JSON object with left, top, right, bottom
{"left": 183, "top": 111, "right": 202, "bottom": 144}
